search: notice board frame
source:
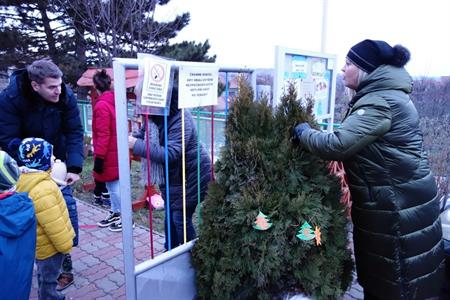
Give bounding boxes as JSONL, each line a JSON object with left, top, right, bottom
{"left": 274, "top": 46, "right": 337, "bottom": 132}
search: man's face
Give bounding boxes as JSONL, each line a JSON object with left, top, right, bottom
{"left": 31, "top": 77, "right": 62, "bottom": 103}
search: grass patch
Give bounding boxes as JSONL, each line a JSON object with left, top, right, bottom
{"left": 73, "top": 156, "right": 166, "bottom": 233}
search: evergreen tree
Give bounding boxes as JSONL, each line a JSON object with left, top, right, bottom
{"left": 191, "top": 79, "right": 353, "bottom": 300}
{"left": 0, "top": 0, "right": 57, "bottom": 64}
{"left": 156, "top": 40, "right": 216, "bottom": 62}
{"left": 0, "top": 0, "right": 87, "bottom": 83}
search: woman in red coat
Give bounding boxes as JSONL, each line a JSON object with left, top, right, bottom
{"left": 92, "top": 70, "right": 122, "bottom": 231}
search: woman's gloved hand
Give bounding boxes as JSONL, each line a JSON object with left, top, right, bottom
{"left": 292, "top": 122, "right": 311, "bottom": 143}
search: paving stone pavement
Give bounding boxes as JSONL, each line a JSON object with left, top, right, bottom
{"left": 342, "top": 274, "right": 364, "bottom": 300}
{"left": 29, "top": 200, "right": 166, "bottom": 300}
{"left": 28, "top": 199, "right": 363, "bottom": 300}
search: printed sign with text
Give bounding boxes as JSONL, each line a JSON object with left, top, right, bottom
{"left": 178, "top": 65, "right": 219, "bottom": 108}
{"left": 141, "top": 57, "right": 171, "bottom": 107}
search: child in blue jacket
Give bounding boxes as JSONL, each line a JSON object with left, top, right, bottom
{"left": 0, "top": 150, "right": 36, "bottom": 300}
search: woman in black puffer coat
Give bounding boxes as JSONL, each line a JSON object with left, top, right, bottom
{"left": 293, "top": 40, "right": 445, "bottom": 300}
{"left": 131, "top": 86, "right": 212, "bottom": 250}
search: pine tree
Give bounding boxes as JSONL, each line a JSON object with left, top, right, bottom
{"left": 156, "top": 40, "right": 216, "bottom": 62}
{"left": 0, "top": 0, "right": 89, "bottom": 83}
{"left": 191, "top": 79, "right": 353, "bottom": 300}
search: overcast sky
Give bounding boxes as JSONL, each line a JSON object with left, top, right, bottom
{"left": 156, "top": 0, "right": 450, "bottom": 77}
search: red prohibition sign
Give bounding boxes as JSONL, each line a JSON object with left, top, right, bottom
{"left": 151, "top": 64, "right": 165, "bottom": 82}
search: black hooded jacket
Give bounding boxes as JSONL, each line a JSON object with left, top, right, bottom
{"left": 133, "top": 87, "right": 212, "bottom": 211}
{"left": 0, "top": 69, "right": 84, "bottom": 173}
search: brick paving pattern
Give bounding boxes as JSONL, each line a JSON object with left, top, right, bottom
{"left": 343, "top": 274, "right": 364, "bottom": 300}
{"left": 28, "top": 200, "right": 363, "bottom": 299}
{"left": 29, "top": 200, "right": 165, "bottom": 300}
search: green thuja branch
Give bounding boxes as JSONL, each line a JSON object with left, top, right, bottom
{"left": 192, "top": 80, "right": 353, "bottom": 300}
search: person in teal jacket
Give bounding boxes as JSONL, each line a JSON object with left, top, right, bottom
{"left": 0, "top": 150, "right": 36, "bottom": 300}
{"left": 293, "top": 40, "right": 444, "bottom": 300}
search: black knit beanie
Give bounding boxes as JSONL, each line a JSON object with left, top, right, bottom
{"left": 347, "top": 39, "right": 411, "bottom": 73}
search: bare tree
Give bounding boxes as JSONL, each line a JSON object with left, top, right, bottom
{"left": 56, "top": 0, "right": 190, "bottom": 66}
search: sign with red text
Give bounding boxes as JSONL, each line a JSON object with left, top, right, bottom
{"left": 141, "top": 57, "right": 171, "bottom": 107}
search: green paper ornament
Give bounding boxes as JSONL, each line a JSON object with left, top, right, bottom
{"left": 253, "top": 211, "right": 273, "bottom": 230}
{"left": 296, "top": 221, "right": 315, "bottom": 240}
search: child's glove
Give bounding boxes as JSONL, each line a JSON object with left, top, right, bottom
{"left": 93, "top": 157, "right": 104, "bottom": 174}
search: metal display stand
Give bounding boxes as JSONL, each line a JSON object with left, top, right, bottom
{"left": 112, "top": 58, "right": 258, "bottom": 300}
{"left": 274, "top": 46, "right": 337, "bottom": 132}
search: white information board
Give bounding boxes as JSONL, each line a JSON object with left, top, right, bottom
{"left": 274, "top": 46, "right": 337, "bottom": 131}
{"left": 141, "top": 56, "right": 171, "bottom": 107}
{"left": 178, "top": 63, "right": 219, "bottom": 108}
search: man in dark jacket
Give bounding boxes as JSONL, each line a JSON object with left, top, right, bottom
{"left": 0, "top": 58, "right": 84, "bottom": 290}
{"left": 293, "top": 40, "right": 444, "bottom": 300}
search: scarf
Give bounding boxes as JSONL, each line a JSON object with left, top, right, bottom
{"left": 141, "top": 118, "right": 165, "bottom": 186}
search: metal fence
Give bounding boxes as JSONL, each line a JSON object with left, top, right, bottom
{"left": 77, "top": 100, "right": 226, "bottom": 161}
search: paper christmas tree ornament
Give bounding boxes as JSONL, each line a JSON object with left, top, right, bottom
{"left": 253, "top": 211, "right": 273, "bottom": 230}
{"left": 296, "top": 221, "right": 315, "bottom": 240}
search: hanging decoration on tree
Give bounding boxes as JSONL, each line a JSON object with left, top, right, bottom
{"left": 296, "top": 221, "right": 316, "bottom": 241}
{"left": 314, "top": 226, "right": 322, "bottom": 246}
{"left": 295, "top": 222, "right": 322, "bottom": 246}
{"left": 253, "top": 211, "right": 273, "bottom": 230}
{"left": 329, "top": 161, "right": 352, "bottom": 219}
{"left": 191, "top": 81, "right": 354, "bottom": 299}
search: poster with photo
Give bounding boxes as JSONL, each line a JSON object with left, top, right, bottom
{"left": 313, "top": 70, "right": 330, "bottom": 116}
{"left": 280, "top": 51, "right": 333, "bottom": 120}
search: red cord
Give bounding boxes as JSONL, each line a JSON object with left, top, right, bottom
{"left": 144, "top": 114, "right": 154, "bottom": 258}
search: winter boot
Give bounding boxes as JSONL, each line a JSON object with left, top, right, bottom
{"left": 101, "top": 192, "right": 111, "bottom": 208}
{"left": 93, "top": 194, "right": 103, "bottom": 206}
{"left": 56, "top": 272, "right": 74, "bottom": 291}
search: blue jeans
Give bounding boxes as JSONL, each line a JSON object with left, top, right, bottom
{"left": 106, "top": 180, "right": 121, "bottom": 214}
{"left": 165, "top": 209, "right": 196, "bottom": 250}
{"left": 36, "top": 253, "right": 65, "bottom": 300}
